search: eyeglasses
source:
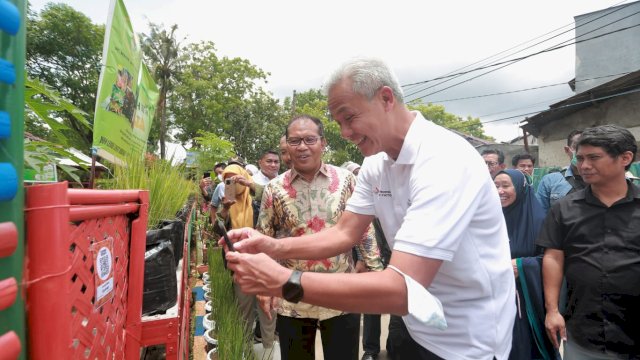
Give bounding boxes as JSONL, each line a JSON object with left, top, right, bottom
{"left": 286, "top": 136, "right": 322, "bottom": 146}
{"left": 485, "top": 161, "right": 499, "bottom": 167}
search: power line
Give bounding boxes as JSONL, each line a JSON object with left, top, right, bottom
{"left": 407, "top": 20, "right": 640, "bottom": 102}
{"left": 477, "top": 77, "right": 640, "bottom": 119}
{"left": 402, "top": 1, "right": 631, "bottom": 92}
{"left": 403, "top": 2, "right": 638, "bottom": 100}
{"left": 423, "top": 71, "right": 632, "bottom": 104}
{"left": 470, "top": 85, "right": 640, "bottom": 128}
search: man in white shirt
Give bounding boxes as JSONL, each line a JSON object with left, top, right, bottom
{"left": 223, "top": 58, "right": 516, "bottom": 359}
{"left": 253, "top": 149, "right": 280, "bottom": 186}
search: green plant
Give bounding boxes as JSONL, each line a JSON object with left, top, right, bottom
{"left": 208, "top": 246, "right": 254, "bottom": 359}
{"left": 100, "top": 153, "right": 195, "bottom": 227}
{"left": 24, "top": 76, "right": 94, "bottom": 184}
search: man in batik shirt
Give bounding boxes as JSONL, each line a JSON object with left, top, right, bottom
{"left": 257, "top": 115, "right": 382, "bottom": 360}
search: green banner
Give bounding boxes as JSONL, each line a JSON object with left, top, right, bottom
{"left": 132, "top": 63, "right": 158, "bottom": 148}
{"left": 93, "top": 0, "right": 156, "bottom": 164}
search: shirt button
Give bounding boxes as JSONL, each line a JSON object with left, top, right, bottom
{"left": 605, "top": 228, "right": 612, "bottom": 233}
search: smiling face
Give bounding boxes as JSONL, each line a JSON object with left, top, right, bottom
{"left": 287, "top": 118, "right": 326, "bottom": 180}
{"left": 494, "top": 173, "right": 517, "bottom": 207}
{"left": 327, "top": 78, "right": 388, "bottom": 157}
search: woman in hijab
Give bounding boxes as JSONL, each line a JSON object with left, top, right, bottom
{"left": 217, "top": 164, "right": 254, "bottom": 229}
{"left": 494, "top": 169, "right": 560, "bottom": 360}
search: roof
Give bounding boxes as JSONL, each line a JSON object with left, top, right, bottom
{"left": 521, "top": 70, "right": 640, "bottom": 137}
{"left": 450, "top": 129, "right": 495, "bottom": 147}
{"left": 24, "top": 132, "right": 108, "bottom": 170}
{"left": 58, "top": 147, "right": 108, "bottom": 170}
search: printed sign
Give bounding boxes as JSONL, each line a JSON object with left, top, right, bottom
{"left": 92, "top": 237, "right": 115, "bottom": 308}
{"left": 93, "top": 0, "right": 158, "bottom": 164}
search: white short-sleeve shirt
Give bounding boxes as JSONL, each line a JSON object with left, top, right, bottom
{"left": 346, "top": 112, "right": 516, "bottom": 360}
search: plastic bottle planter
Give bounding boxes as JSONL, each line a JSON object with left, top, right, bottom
{"left": 0, "top": 163, "right": 18, "bottom": 201}
{"left": 204, "top": 328, "right": 218, "bottom": 352}
{"left": 0, "top": 0, "right": 20, "bottom": 35}
{"left": 202, "top": 272, "right": 210, "bottom": 283}
{"left": 204, "top": 291, "right": 212, "bottom": 301}
{"left": 204, "top": 301, "right": 212, "bottom": 313}
{"left": 203, "top": 313, "right": 216, "bottom": 330}
{"left": 0, "top": 111, "right": 10, "bottom": 139}
{"left": 207, "top": 348, "right": 218, "bottom": 360}
{"left": 202, "top": 283, "right": 211, "bottom": 293}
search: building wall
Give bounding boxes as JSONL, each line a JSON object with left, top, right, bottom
{"left": 536, "top": 91, "right": 640, "bottom": 167}
{"left": 574, "top": 1, "right": 640, "bottom": 93}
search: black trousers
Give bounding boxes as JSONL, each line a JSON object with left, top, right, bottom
{"left": 363, "top": 313, "right": 382, "bottom": 355}
{"left": 387, "top": 315, "right": 444, "bottom": 360}
{"left": 277, "top": 313, "right": 360, "bottom": 360}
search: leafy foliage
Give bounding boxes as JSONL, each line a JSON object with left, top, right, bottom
{"left": 24, "top": 76, "right": 94, "bottom": 185}
{"left": 26, "top": 3, "right": 104, "bottom": 149}
{"left": 169, "top": 42, "right": 270, "bottom": 149}
{"left": 408, "top": 102, "right": 495, "bottom": 141}
{"left": 192, "top": 130, "right": 235, "bottom": 170}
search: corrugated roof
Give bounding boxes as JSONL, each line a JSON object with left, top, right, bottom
{"left": 521, "top": 70, "right": 640, "bottom": 136}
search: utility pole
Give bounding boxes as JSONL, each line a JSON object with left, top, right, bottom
{"left": 291, "top": 90, "right": 297, "bottom": 115}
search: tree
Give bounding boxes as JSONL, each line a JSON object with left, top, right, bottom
{"left": 227, "top": 89, "right": 288, "bottom": 164}
{"left": 408, "top": 102, "right": 494, "bottom": 141}
{"left": 140, "top": 23, "right": 181, "bottom": 159}
{"left": 26, "top": 3, "right": 104, "bottom": 150}
{"left": 169, "top": 42, "right": 271, "bottom": 154}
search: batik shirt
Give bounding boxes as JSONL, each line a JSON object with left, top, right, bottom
{"left": 257, "top": 163, "right": 382, "bottom": 320}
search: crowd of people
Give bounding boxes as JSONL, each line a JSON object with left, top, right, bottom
{"left": 198, "top": 58, "right": 639, "bottom": 359}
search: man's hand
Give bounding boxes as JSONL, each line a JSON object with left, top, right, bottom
{"left": 257, "top": 295, "right": 279, "bottom": 321}
{"left": 226, "top": 252, "right": 291, "bottom": 297}
{"left": 545, "top": 310, "right": 566, "bottom": 349}
{"left": 221, "top": 228, "right": 282, "bottom": 257}
{"left": 511, "top": 258, "right": 519, "bottom": 279}
{"left": 199, "top": 177, "right": 212, "bottom": 190}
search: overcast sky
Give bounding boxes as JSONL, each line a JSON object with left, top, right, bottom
{"left": 30, "top": 0, "right": 625, "bottom": 151}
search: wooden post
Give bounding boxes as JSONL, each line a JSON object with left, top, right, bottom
{"left": 522, "top": 127, "right": 530, "bottom": 154}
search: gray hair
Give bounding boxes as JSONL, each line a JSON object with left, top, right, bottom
{"left": 323, "top": 57, "right": 404, "bottom": 103}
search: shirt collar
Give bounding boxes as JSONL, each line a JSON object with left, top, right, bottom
{"left": 391, "top": 111, "right": 423, "bottom": 165}
{"left": 564, "top": 165, "right": 575, "bottom": 177}
{"left": 583, "top": 180, "right": 640, "bottom": 206}
{"left": 288, "top": 163, "right": 329, "bottom": 182}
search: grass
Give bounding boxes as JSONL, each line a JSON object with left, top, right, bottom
{"left": 208, "top": 246, "right": 254, "bottom": 359}
{"left": 100, "top": 154, "right": 195, "bottom": 227}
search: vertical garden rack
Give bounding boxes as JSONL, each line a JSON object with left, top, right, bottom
{"left": 25, "top": 182, "right": 193, "bottom": 359}
{"left": 0, "top": 0, "right": 25, "bottom": 359}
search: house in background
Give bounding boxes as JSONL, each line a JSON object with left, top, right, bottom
{"left": 521, "top": 0, "right": 640, "bottom": 167}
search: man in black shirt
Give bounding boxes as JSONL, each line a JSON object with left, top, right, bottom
{"left": 537, "top": 124, "right": 640, "bottom": 358}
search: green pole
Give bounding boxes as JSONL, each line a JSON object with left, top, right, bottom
{"left": 0, "top": 0, "right": 26, "bottom": 359}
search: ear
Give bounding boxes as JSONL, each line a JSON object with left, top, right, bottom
{"left": 379, "top": 86, "right": 395, "bottom": 111}
{"left": 620, "top": 151, "right": 634, "bottom": 167}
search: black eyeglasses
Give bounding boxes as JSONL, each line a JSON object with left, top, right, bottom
{"left": 286, "top": 136, "right": 322, "bottom": 146}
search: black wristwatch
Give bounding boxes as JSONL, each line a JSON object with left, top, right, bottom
{"left": 282, "top": 270, "right": 304, "bottom": 303}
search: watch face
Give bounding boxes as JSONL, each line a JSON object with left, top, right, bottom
{"left": 282, "top": 270, "right": 304, "bottom": 303}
